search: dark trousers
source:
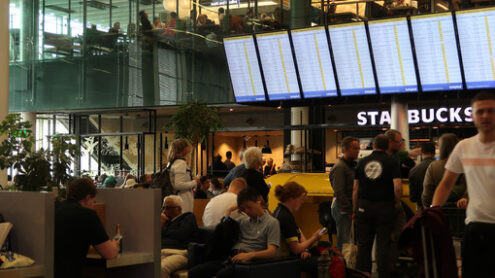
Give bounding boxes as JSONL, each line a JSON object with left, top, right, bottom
{"left": 462, "top": 222, "right": 495, "bottom": 278}
{"left": 188, "top": 260, "right": 235, "bottom": 278}
{"left": 356, "top": 199, "right": 397, "bottom": 278}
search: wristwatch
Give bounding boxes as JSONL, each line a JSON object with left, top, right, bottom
{"left": 221, "top": 215, "right": 230, "bottom": 222}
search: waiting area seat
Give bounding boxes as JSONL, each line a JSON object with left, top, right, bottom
{"left": 187, "top": 241, "right": 301, "bottom": 278}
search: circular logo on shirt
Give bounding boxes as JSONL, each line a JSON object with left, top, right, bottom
{"left": 364, "top": 161, "right": 382, "bottom": 180}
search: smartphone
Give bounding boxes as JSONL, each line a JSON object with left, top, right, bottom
{"left": 319, "top": 227, "right": 328, "bottom": 235}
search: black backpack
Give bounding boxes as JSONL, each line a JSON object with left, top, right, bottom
{"left": 203, "top": 217, "right": 240, "bottom": 262}
{"left": 151, "top": 159, "right": 178, "bottom": 200}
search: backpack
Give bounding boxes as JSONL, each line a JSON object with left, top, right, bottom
{"left": 151, "top": 159, "right": 178, "bottom": 200}
{"left": 203, "top": 217, "right": 240, "bottom": 262}
{"left": 317, "top": 242, "right": 346, "bottom": 278}
{"left": 318, "top": 201, "right": 337, "bottom": 235}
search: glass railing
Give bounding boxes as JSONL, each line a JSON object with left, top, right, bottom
{"left": 8, "top": 0, "right": 493, "bottom": 112}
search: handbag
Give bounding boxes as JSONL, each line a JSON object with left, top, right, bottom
{"left": 0, "top": 252, "right": 35, "bottom": 269}
{"left": 0, "top": 214, "right": 35, "bottom": 269}
{"left": 342, "top": 221, "right": 358, "bottom": 269}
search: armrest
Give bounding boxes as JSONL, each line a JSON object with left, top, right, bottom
{"left": 234, "top": 256, "right": 301, "bottom": 278}
{"left": 187, "top": 242, "right": 206, "bottom": 268}
{"left": 235, "top": 256, "right": 300, "bottom": 266}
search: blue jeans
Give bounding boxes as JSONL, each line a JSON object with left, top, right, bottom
{"left": 331, "top": 198, "right": 352, "bottom": 251}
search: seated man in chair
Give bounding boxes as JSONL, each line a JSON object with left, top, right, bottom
{"left": 189, "top": 187, "right": 280, "bottom": 278}
{"left": 161, "top": 195, "right": 198, "bottom": 278}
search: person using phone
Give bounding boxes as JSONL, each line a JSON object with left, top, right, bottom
{"left": 273, "top": 181, "right": 324, "bottom": 277}
{"left": 319, "top": 227, "right": 328, "bottom": 235}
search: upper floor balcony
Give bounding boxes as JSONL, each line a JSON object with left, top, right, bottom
{"left": 8, "top": 0, "right": 490, "bottom": 112}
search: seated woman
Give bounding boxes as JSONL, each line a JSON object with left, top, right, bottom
{"left": 273, "top": 181, "right": 324, "bottom": 276}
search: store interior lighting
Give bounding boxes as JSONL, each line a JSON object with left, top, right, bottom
{"left": 261, "top": 136, "right": 272, "bottom": 154}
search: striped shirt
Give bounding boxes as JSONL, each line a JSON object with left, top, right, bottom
{"left": 445, "top": 134, "right": 495, "bottom": 224}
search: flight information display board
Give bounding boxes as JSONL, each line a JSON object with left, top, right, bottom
{"left": 368, "top": 18, "right": 418, "bottom": 94}
{"left": 224, "top": 35, "right": 266, "bottom": 102}
{"left": 328, "top": 22, "right": 376, "bottom": 96}
{"left": 256, "top": 31, "right": 301, "bottom": 100}
{"left": 411, "top": 13, "right": 463, "bottom": 91}
{"left": 457, "top": 8, "right": 495, "bottom": 89}
{"left": 291, "top": 26, "right": 338, "bottom": 98}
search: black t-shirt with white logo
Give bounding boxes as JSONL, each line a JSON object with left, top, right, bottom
{"left": 355, "top": 150, "right": 401, "bottom": 202}
{"left": 55, "top": 199, "right": 109, "bottom": 278}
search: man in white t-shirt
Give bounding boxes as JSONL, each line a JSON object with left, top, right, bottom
{"left": 432, "top": 92, "right": 495, "bottom": 278}
{"left": 202, "top": 177, "right": 247, "bottom": 227}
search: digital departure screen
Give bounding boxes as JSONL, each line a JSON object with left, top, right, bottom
{"left": 224, "top": 35, "right": 266, "bottom": 102}
{"left": 368, "top": 18, "right": 418, "bottom": 94}
{"left": 328, "top": 22, "right": 376, "bottom": 96}
{"left": 411, "top": 13, "right": 463, "bottom": 91}
{"left": 456, "top": 8, "right": 495, "bottom": 89}
{"left": 291, "top": 26, "right": 338, "bottom": 98}
{"left": 256, "top": 31, "right": 301, "bottom": 100}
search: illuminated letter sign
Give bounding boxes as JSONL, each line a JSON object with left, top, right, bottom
{"left": 357, "top": 107, "right": 472, "bottom": 126}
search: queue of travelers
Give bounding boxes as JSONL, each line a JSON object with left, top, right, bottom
{"left": 52, "top": 92, "right": 495, "bottom": 277}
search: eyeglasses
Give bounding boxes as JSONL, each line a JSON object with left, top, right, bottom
{"left": 163, "top": 206, "right": 179, "bottom": 210}
{"left": 393, "top": 139, "right": 405, "bottom": 144}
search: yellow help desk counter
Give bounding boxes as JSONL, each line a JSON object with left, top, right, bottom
{"left": 266, "top": 173, "right": 334, "bottom": 241}
{"left": 266, "top": 173, "right": 415, "bottom": 240}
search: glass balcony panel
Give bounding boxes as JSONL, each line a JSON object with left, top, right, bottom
{"left": 11, "top": 0, "right": 482, "bottom": 113}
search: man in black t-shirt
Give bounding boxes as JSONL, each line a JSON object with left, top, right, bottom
{"left": 55, "top": 178, "right": 119, "bottom": 278}
{"left": 352, "top": 134, "right": 402, "bottom": 278}
{"left": 408, "top": 142, "right": 436, "bottom": 210}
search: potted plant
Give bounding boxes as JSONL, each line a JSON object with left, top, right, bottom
{"left": 165, "top": 101, "right": 224, "bottom": 175}
{"left": 50, "top": 135, "right": 80, "bottom": 198}
{"left": 0, "top": 114, "right": 79, "bottom": 194}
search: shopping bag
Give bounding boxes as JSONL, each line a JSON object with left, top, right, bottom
{"left": 342, "top": 221, "right": 358, "bottom": 269}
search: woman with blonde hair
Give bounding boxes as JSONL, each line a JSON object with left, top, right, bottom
{"left": 168, "top": 138, "right": 199, "bottom": 212}
{"left": 119, "top": 174, "right": 135, "bottom": 188}
{"left": 273, "top": 181, "right": 323, "bottom": 276}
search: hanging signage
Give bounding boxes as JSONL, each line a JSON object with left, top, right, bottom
{"left": 357, "top": 107, "right": 473, "bottom": 126}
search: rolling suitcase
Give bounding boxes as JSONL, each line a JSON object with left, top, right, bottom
{"left": 420, "top": 225, "right": 438, "bottom": 278}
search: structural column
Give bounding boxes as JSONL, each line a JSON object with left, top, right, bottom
{"left": 0, "top": 1, "right": 10, "bottom": 186}
{"left": 290, "top": 0, "right": 311, "bottom": 28}
{"left": 288, "top": 0, "right": 311, "bottom": 171}
{"left": 21, "top": 112, "right": 37, "bottom": 141}
{"left": 391, "top": 96, "right": 410, "bottom": 150}
{"left": 290, "top": 106, "right": 309, "bottom": 157}
{"left": 20, "top": 0, "right": 39, "bottom": 62}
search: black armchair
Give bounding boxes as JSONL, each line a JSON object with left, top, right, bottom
{"left": 188, "top": 243, "right": 301, "bottom": 278}
{"left": 187, "top": 227, "right": 301, "bottom": 278}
